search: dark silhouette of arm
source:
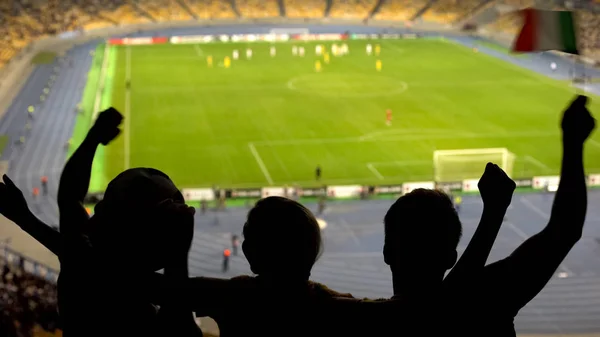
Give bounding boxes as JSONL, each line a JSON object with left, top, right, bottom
{"left": 485, "top": 96, "right": 594, "bottom": 313}
{"left": 445, "top": 163, "right": 515, "bottom": 288}
{"left": 155, "top": 201, "right": 203, "bottom": 337}
{"left": 446, "top": 206, "right": 507, "bottom": 287}
{"left": 156, "top": 259, "right": 203, "bottom": 337}
{"left": 0, "top": 175, "right": 61, "bottom": 256}
{"left": 57, "top": 133, "right": 100, "bottom": 235}
{"left": 12, "top": 212, "right": 61, "bottom": 257}
{"left": 58, "top": 108, "right": 122, "bottom": 235}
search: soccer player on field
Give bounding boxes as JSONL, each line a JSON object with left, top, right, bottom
{"left": 376, "top": 59, "right": 382, "bottom": 72}
{"left": 233, "top": 50, "right": 239, "bottom": 60}
{"left": 341, "top": 43, "right": 349, "bottom": 55}
{"left": 246, "top": 48, "right": 253, "bottom": 59}
{"left": 316, "top": 44, "right": 323, "bottom": 56}
{"left": 375, "top": 44, "right": 381, "bottom": 56}
{"left": 366, "top": 44, "right": 372, "bottom": 55}
{"left": 224, "top": 56, "right": 231, "bottom": 68}
{"left": 292, "top": 46, "right": 298, "bottom": 56}
{"left": 315, "top": 60, "right": 322, "bottom": 72}
{"left": 207, "top": 55, "right": 213, "bottom": 67}
{"left": 386, "top": 109, "right": 392, "bottom": 126}
{"left": 299, "top": 47, "right": 305, "bottom": 57}
{"left": 324, "top": 53, "right": 330, "bottom": 64}
{"left": 270, "top": 46, "right": 276, "bottom": 57}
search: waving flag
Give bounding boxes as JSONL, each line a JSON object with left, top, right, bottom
{"left": 512, "top": 8, "right": 579, "bottom": 55}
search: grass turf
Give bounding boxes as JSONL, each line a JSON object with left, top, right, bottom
{"left": 83, "top": 38, "right": 600, "bottom": 191}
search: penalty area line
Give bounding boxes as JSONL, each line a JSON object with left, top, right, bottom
{"left": 524, "top": 155, "right": 551, "bottom": 171}
{"left": 193, "top": 45, "right": 204, "bottom": 57}
{"left": 248, "top": 142, "right": 274, "bottom": 185}
{"left": 366, "top": 163, "right": 384, "bottom": 180}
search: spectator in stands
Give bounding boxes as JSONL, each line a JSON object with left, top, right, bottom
{"left": 57, "top": 107, "right": 201, "bottom": 337}
{"left": 382, "top": 95, "right": 595, "bottom": 336}
{"left": 150, "top": 196, "right": 357, "bottom": 337}
{"left": 0, "top": 260, "right": 59, "bottom": 337}
{"left": 0, "top": 107, "right": 202, "bottom": 337}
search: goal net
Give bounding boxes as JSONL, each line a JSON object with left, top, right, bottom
{"left": 433, "top": 148, "right": 515, "bottom": 182}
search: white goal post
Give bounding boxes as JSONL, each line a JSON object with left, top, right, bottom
{"left": 433, "top": 148, "right": 515, "bottom": 182}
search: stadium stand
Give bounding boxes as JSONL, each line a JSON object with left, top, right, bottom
{"left": 328, "top": 0, "right": 378, "bottom": 19}
{"left": 236, "top": 0, "right": 280, "bottom": 18}
{"left": 486, "top": 12, "right": 522, "bottom": 34}
{"left": 181, "top": 0, "right": 237, "bottom": 19}
{"left": 578, "top": 10, "right": 600, "bottom": 59}
{"left": 105, "top": 2, "right": 151, "bottom": 24}
{"left": 136, "top": 0, "right": 194, "bottom": 21}
{"left": 372, "top": 0, "right": 428, "bottom": 21}
{"left": 499, "top": 0, "right": 535, "bottom": 7}
{"left": 0, "top": 250, "right": 60, "bottom": 337}
{"left": 421, "top": 0, "right": 484, "bottom": 23}
{"left": 283, "top": 0, "right": 326, "bottom": 18}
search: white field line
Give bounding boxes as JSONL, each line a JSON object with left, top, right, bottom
{"left": 193, "top": 45, "right": 204, "bottom": 57}
{"left": 251, "top": 130, "right": 558, "bottom": 147}
{"left": 338, "top": 218, "right": 361, "bottom": 246}
{"left": 92, "top": 44, "right": 111, "bottom": 121}
{"left": 248, "top": 142, "right": 273, "bottom": 185}
{"left": 589, "top": 139, "right": 600, "bottom": 150}
{"left": 366, "top": 163, "right": 384, "bottom": 180}
{"left": 124, "top": 46, "right": 132, "bottom": 170}
{"left": 520, "top": 196, "right": 549, "bottom": 220}
{"left": 133, "top": 79, "right": 544, "bottom": 95}
{"left": 524, "top": 155, "right": 551, "bottom": 171}
{"left": 368, "top": 160, "right": 431, "bottom": 166}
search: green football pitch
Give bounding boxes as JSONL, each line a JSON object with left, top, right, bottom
{"left": 76, "top": 38, "right": 600, "bottom": 192}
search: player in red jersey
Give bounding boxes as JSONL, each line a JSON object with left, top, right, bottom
{"left": 386, "top": 109, "right": 392, "bottom": 126}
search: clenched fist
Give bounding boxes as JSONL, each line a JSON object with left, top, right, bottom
{"left": 90, "top": 107, "right": 123, "bottom": 145}
{"left": 561, "top": 95, "right": 596, "bottom": 146}
{"left": 478, "top": 163, "right": 516, "bottom": 210}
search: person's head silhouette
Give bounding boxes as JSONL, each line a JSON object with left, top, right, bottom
{"left": 89, "top": 167, "right": 185, "bottom": 272}
{"left": 383, "top": 189, "right": 462, "bottom": 292}
{"left": 242, "top": 196, "right": 322, "bottom": 280}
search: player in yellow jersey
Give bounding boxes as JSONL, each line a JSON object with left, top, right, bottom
{"left": 454, "top": 195, "right": 462, "bottom": 213}
{"left": 375, "top": 44, "right": 381, "bottom": 56}
{"left": 324, "top": 52, "right": 330, "bottom": 64}
{"left": 207, "top": 55, "right": 213, "bottom": 67}
{"left": 224, "top": 56, "right": 231, "bottom": 68}
{"left": 376, "top": 59, "right": 382, "bottom": 72}
{"left": 315, "top": 60, "right": 322, "bottom": 72}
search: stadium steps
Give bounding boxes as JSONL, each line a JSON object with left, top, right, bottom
{"left": 94, "top": 13, "right": 119, "bottom": 25}
{"left": 369, "top": 0, "right": 386, "bottom": 18}
{"left": 454, "top": 0, "right": 496, "bottom": 25}
{"left": 324, "top": 0, "right": 333, "bottom": 17}
{"left": 410, "top": 0, "right": 440, "bottom": 21}
{"left": 461, "top": 2, "right": 501, "bottom": 27}
{"left": 130, "top": 1, "right": 157, "bottom": 22}
{"left": 278, "top": 0, "right": 286, "bottom": 17}
{"left": 176, "top": 0, "right": 198, "bottom": 19}
{"left": 80, "top": 4, "right": 119, "bottom": 25}
{"left": 229, "top": 0, "right": 241, "bottom": 18}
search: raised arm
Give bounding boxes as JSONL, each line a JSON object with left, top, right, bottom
{"left": 58, "top": 108, "right": 122, "bottom": 235}
{"left": 0, "top": 175, "right": 62, "bottom": 256}
{"left": 154, "top": 200, "right": 203, "bottom": 337}
{"left": 486, "top": 95, "right": 595, "bottom": 312}
{"left": 444, "top": 163, "right": 515, "bottom": 288}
